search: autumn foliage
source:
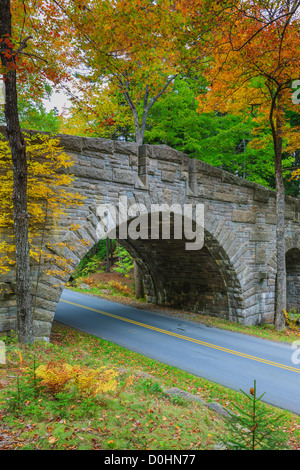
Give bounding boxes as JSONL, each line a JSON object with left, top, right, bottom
{"left": 0, "top": 132, "right": 84, "bottom": 275}
{"left": 35, "top": 360, "right": 118, "bottom": 397}
{"left": 55, "top": 0, "right": 215, "bottom": 144}
{"left": 196, "top": 1, "right": 300, "bottom": 152}
{"left": 1, "top": 0, "right": 77, "bottom": 105}
{"left": 194, "top": 0, "right": 300, "bottom": 330}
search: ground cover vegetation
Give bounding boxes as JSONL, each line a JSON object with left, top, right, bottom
{"left": 0, "top": 323, "right": 299, "bottom": 450}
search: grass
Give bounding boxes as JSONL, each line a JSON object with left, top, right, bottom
{"left": 0, "top": 322, "right": 299, "bottom": 450}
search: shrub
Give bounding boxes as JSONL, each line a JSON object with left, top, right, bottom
{"left": 74, "top": 366, "right": 118, "bottom": 397}
{"left": 113, "top": 246, "right": 134, "bottom": 276}
{"left": 35, "top": 361, "right": 75, "bottom": 395}
{"left": 283, "top": 309, "right": 300, "bottom": 330}
{"left": 107, "top": 280, "right": 134, "bottom": 296}
{"left": 35, "top": 361, "right": 118, "bottom": 397}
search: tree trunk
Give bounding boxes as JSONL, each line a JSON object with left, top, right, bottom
{"left": 106, "top": 237, "right": 110, "bottom": 272}
{"left": 132, "top": 106, "right": 143, "bottom": 145}
{"left": 139, "top": 110, "right": 148, "bottom": 146}
{"left": 139, "top": 85, "right": 149, "bottom": 146}
{"left": 271, "top": 95, "right": 286, "bottom": 331}
{"left": 110, "top": 238, "right": 113, "bottom": 265}
{"left": 120, "top": 76, "right": 175, "bottom": 146}
{"left": 134, "top": 261, "right": 144, "bottom": 299}
{"left": 0, "top": 0, "right": 33, "bottom": 343}
{"left": 274, "top": 157, "right": 286, "bottom": 330}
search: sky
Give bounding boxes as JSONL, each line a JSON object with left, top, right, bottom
{"left": 43, "top": 90, "right": 71, "bottom": 114}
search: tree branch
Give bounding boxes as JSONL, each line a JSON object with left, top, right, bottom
{"left": 147, "top": 74, "right": 177, "bottom": 112}
{"left": 16, "top": 35, "right": 32, "bottom": 55}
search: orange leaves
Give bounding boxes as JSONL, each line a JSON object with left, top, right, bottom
{"left": 107, "top": 280, "right": 134, "bottom": 296}
{"left": 0, "top": 35, "right": 15, "bottom": 56}
{"left": 4, "top": 0, "right": 77, "bottom": 105}
{"left": 62, "top": 0, "right": 188, "bottom": 127}
{"left": 196, "top": 0, "right": 300, "bottom": 157}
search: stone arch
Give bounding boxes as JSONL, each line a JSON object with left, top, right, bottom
{"left": 286, "top": 248, "right": 300, "bottom": 313}
{"left": 32, "top": 201, "right": 247, "bottom": 340}
{"left": 265, "top": 233, "right": 300, "bottom": 319}
{"left": 285, "top": 234, "right": 300, "bottom": 314}
{"left": 203, "top": 213, "right": 246, "bottom": 322}
{"left": 103, "top": 205, "right": 246, "bottom": 321}
{"left": 74, "top": 207, "right": 244, "bottom": 318}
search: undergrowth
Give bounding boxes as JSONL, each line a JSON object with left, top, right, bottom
{"left": 0, "top": 324, "right": 299, "bottom": 450}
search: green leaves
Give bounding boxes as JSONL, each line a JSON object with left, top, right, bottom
{"left": 224, "top": 380, "right": 288, "bottom": 450}
{"left": 144, "top": 75, "right": 289, "bottom": 188}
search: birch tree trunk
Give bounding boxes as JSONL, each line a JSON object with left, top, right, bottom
{"left": 0, "top": 0, "right": 33, "bottom": 343}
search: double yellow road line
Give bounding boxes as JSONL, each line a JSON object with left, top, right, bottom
{"left": 61, "top": 299, "right": 300, "bottom": 374}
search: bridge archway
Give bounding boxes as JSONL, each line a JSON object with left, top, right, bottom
{"left": 119, "top": 228, "right": 244, "bottom": 321}
{"left": 286, "top": 247, "right": 300, "bottom": 313}
{"left": 53, "top": 207, "right": 245, "bottom": 334}
{"left": 267, "top": 235, "right": 300, "bottom": 318}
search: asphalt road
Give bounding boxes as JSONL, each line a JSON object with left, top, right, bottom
{"left": 54, "top": 289, "right": 300, "bottom": 415}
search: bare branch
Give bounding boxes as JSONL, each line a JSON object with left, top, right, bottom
{"left": 16, "top": 35, "right": 32, "bottom": 55}
{"left": 20, "top": 51, "right": 48, "bottom": 64}
{"left": 147, "top": 74, "right": 177, "bottom": 112}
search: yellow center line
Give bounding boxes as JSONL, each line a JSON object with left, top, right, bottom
{"left": 61, "top": 299, "right": 300, "bottom": 374}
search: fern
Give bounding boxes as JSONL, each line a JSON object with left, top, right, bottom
{"left": 35, "top": 361, "right": 118, "bottom": 397}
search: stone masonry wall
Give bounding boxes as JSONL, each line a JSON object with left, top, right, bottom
{"left": 0, "top": 130, "right": 300, "bottom": 341}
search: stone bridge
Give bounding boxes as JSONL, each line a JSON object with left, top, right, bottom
{"left": 1, "top": 132, "right": 300, "bottom": 342}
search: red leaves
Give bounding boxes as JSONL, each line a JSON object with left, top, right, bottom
{"left": 0, "top": 35, "right": 14, "bottom": 49}
{"left": 104, "top": 116, "right": 115, "bottom": 127}
{"left": 0, "top": 35, "right": 15, "bottom": 64}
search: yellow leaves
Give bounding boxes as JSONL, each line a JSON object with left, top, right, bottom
{"left": 291, "top": 168, "right": 300, "bottom": 181}
{"left": 35, "top": 360, "right": 118, "bottom": 397}
{"left": 283, "top": 309, "right": 300, "bottom": 331}
{"left": 0, "top": 132, "right": 80, "bottom": 227}
{"left": 69, "top": 223, "right": 81, "bottom": 231}
{"left": 36, "top": 362, "right": 75, "bottom": 395}
{"left": 63, "top": 0, "right": 184, "bottom": 126}
{"left": 14, "top": 350, "right": 24, "bottom": 366}
{"left": 0, "top": 133, "right": 84, "bottom": 275}
{"left": 0, "top": 241, "right": 15, "bottom": 274}
{"left": 125, "top": 374, "right": 134, "bottom": 387}
{"left": 75, "top": 366, "right": 118, "bottom": 397}
{"left": 48, "top": 436, "right": 58, "bottom": 445}
{"left": 107, "top": 280, "right": 134, "bottom": 296}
